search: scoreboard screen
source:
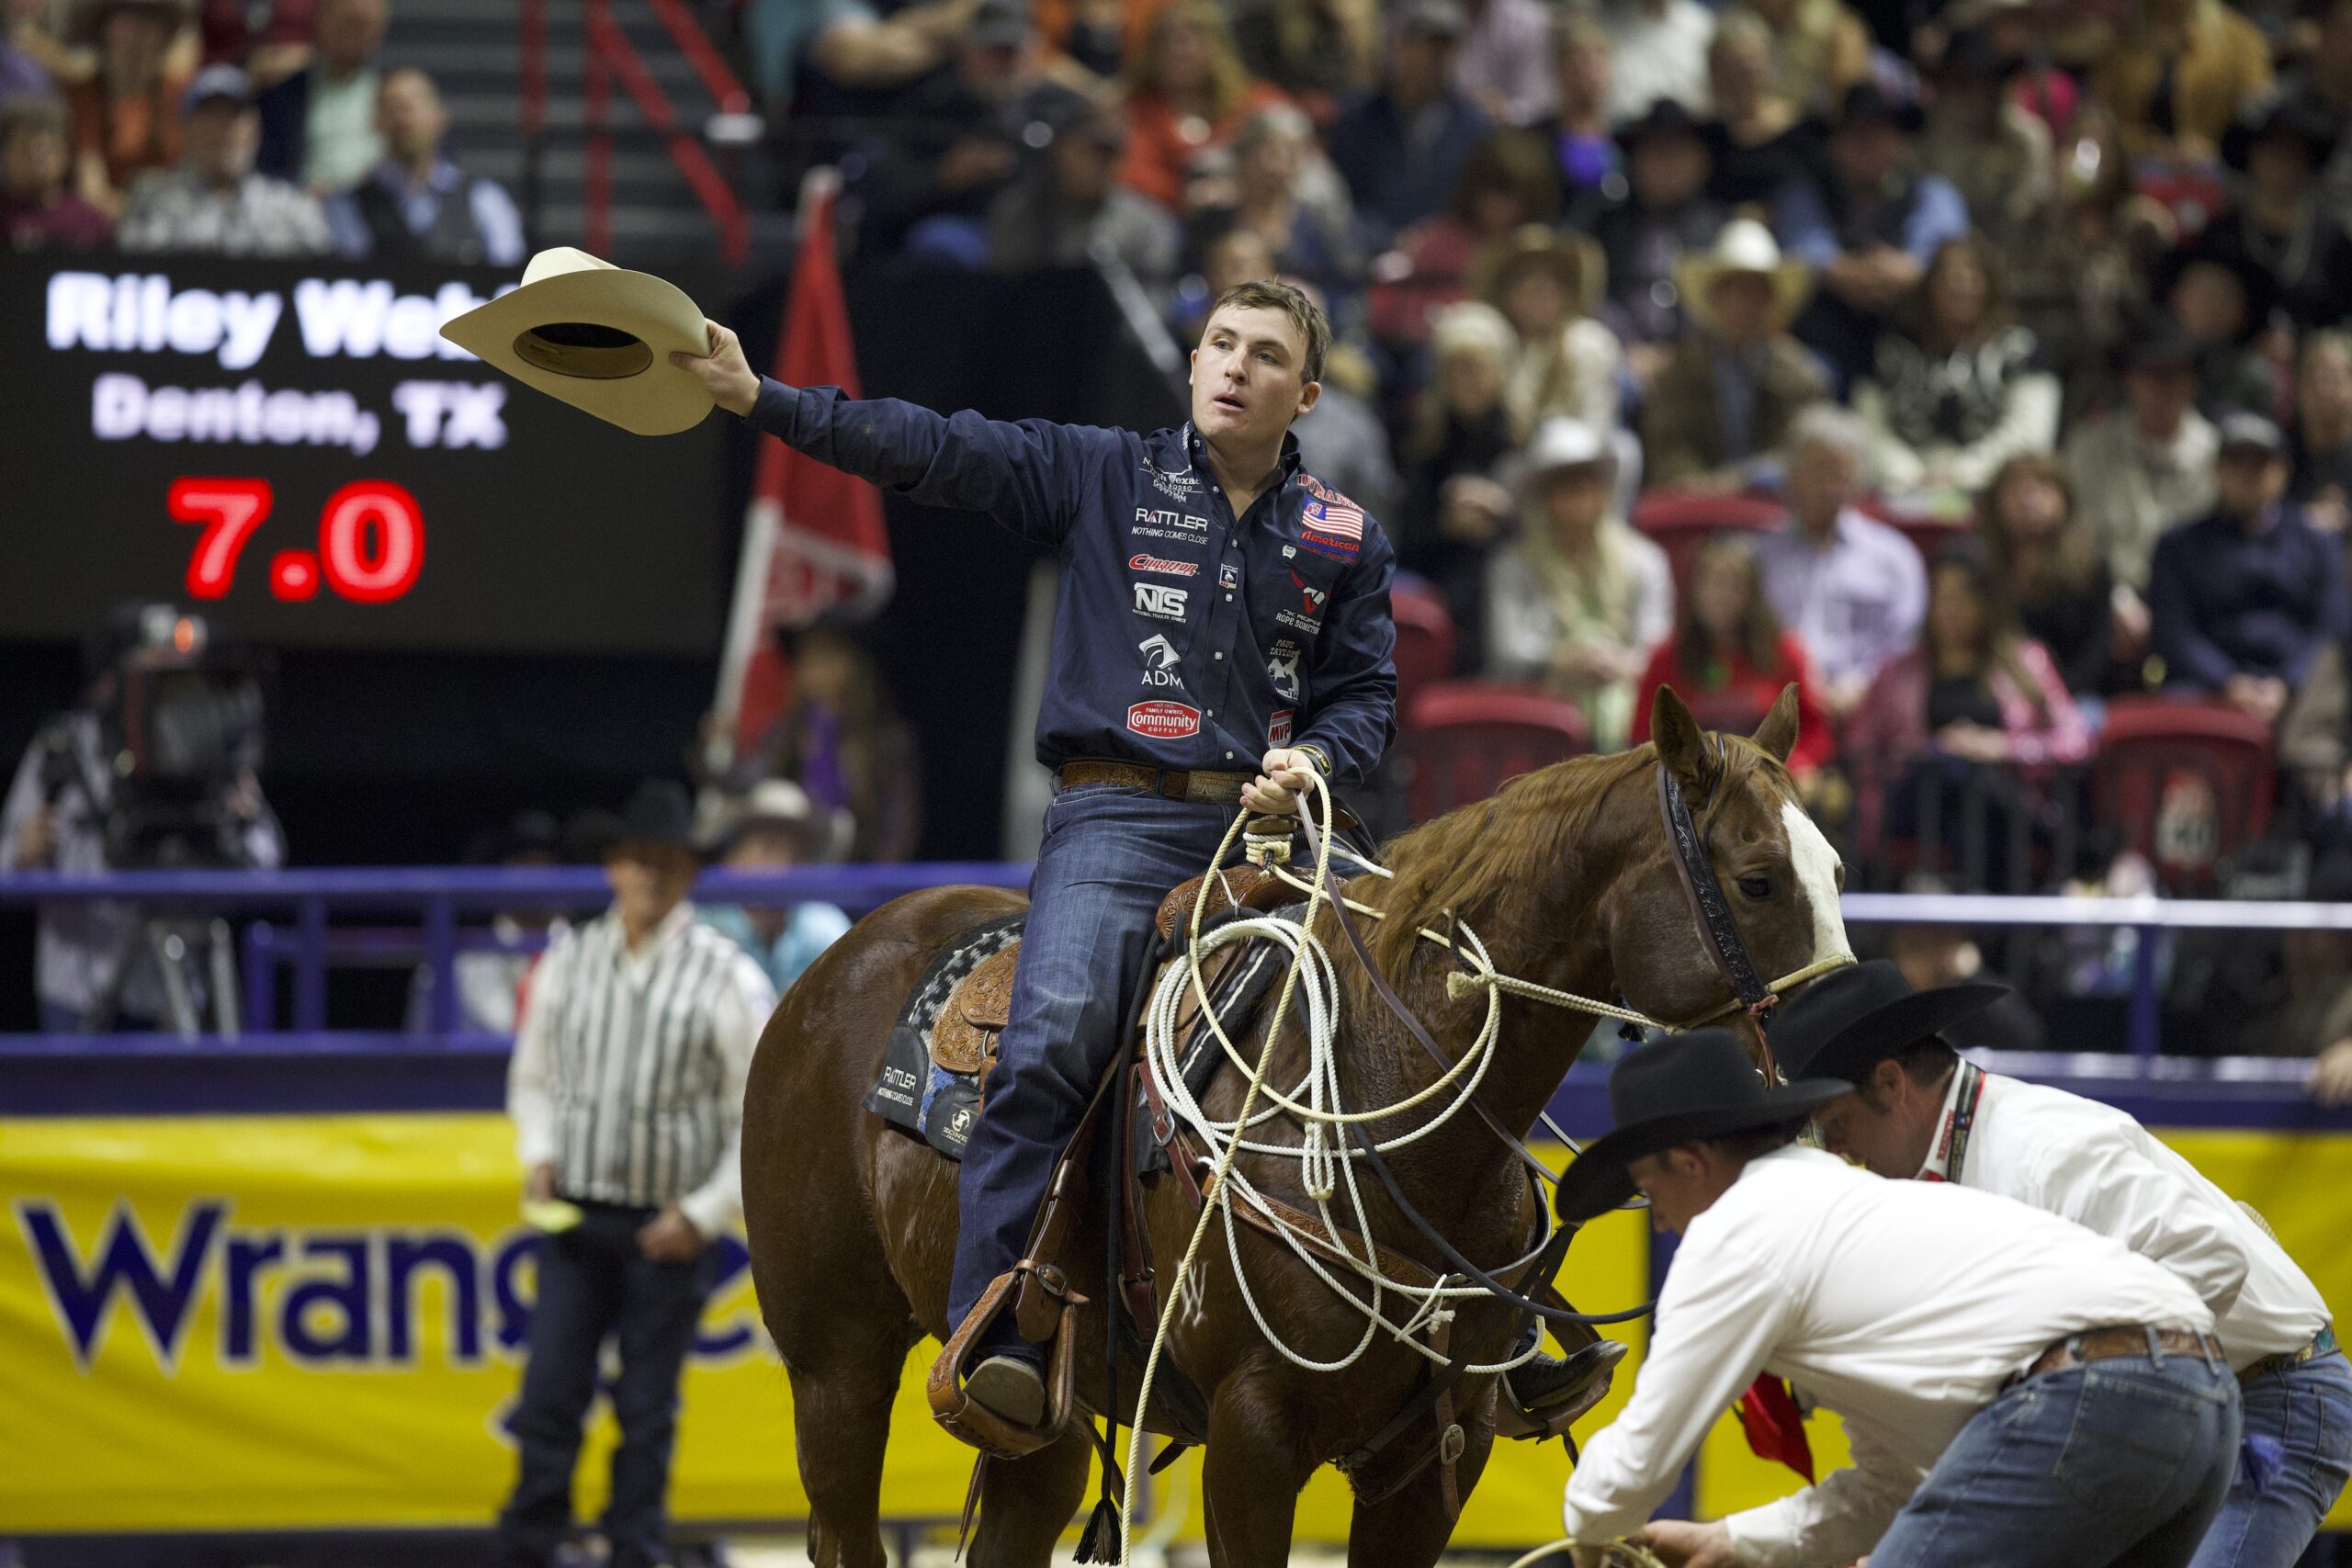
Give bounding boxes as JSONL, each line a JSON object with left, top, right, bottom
{"left": 0, "top": 255, "right": 730, "bottom": 656}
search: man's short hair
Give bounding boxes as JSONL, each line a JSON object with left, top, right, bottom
{"left": 1693, "top": 1123, "right": 1803, "bottom": 1163}
{"left": 1786, "top": 401, "right": 1868, "bottom": 465}
{"left": 1206, "top": 277, "right": 1329, "bottom": 386}
{"left": 1853, "top": 1036, "right": 1961, "bottom": 1111}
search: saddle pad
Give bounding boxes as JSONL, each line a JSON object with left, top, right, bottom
{"left": 863, "top": 913, "right": 1023, "bottom": 1158}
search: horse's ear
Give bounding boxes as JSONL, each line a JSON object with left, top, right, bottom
{"left": 1650, "top": 684, "right": 1714, "bottom": 798}
{"left": 1751, "top": 683, "right": 1801, "bottom": 764}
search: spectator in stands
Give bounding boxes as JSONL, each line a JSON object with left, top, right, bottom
{"left": 119, "top": 65, "right": 332, "bottom": 254}
{"left": 1720, "top": 0, "right": 1870, "bottom": 117}
{"left": 1705, "top": 10, "right": 1809, "bottom": 209}
{"left": 2215, "top": 96, "right": 2336, "bottom": 310}
{"left": 1, "top": 0, "right": 56, "bottom": 107}
{"left": 1397, "top": 301, "right": 1521, "bottom": 664}
{"left": 66, "top": 0, "right": 190, "bottom": 218}
{"left": 1588, "top": 98, "right": 1730, "bottom": 380}
{"left": 987, "top": 98, "right": 1180, "bottom": 281}
{"left": 736, "top": 620, "right": 921, "bottom": 863}
{"left": 1, "top": 94, "right": 111, "bottom": 247}
{"left": 1631, "top": 531, "right": 1834, "bottom": 778}
{"left": 2062, "top": 327, "right": 2217, "bottom": 618}
{"left": 1844, "top": 536, "right": 2091, "bottom": 878}
{"left": 696, "top": 781, "right": 853, "bottom": 994}
{"left": 404, "top": 809, "right": 564, "bottom": 1036}
{"left": 1291, "top": 337, "right": 1400, "bottom": 523}
{"left": 1170, "top": 224, "right": 1275, "bottom": 343}
{"left": 254, "top": 0, "right": 385, "bottom": 194}
{"left": 1185, "top": 104, "right": 1358, "bottom": 312}
{"left": 1980, "top": 453, "right": 2124, "bottom": 699}
{"left": 763, "top": 0, "right": 980, "bottom": 120}
{"left": 2151, "top": 413, "right": 2351, "bottom": 722}
{"left": 2278, "top": 0, "right": 2352, "bottom": 219}
{"left": 1451, "top": 0, "right": 1555, "bottom": 129}
{"left": 1475, "top": 224, "right": 1620, "bottom": 437}
{"left": 1917, "top": 29, "right": 2055, "bottom": 264}
{"left": 325, "top": 68, "right": 521, "bottom": 264}
{"left": 1532, "top": 9, "right": 1616, "bottom": 211}
{"left": 2090, "top": 0, "right": 2271, "bottom": 161}
{"left": 195, "top": 0, "right": 312, "bottom": 85}
{"left": 1598, "top": 0, "right": 1712, "bottom": 124}
{"left": 1642, "top": 219, "right": 1826, "bottom": 490}
{"left": 1116, "top": 0, "right": 1283, "bottom": 214}
{"left": 1363, "top": 127, "right": 1555, "bottom": 354}
{"left": 854, "top": 0, "right": 1083, "bottom": 266}
{"left": 499, "top": 782, "right": 775, "bottom": 1568}
{"left": 1883, "top": 876, "right": 2047, "bottom": 1047}
{"left": 2152, "top": 230, "right": 2281, "bottom": 423}
{"left": 1757, "top": 403, "right": 1928, "bottom": 717}
{"left": 1229, "top": 0, "right": 1381, "bottom": 124}
{"left": 2292, "top": 331, "right": 2352, "bottom": 533}
{"left": 1853, "top": 234, "right": 2061, "bottom": 499}
{"left": 1485, "top": 416, "right": 1673, "bottom": 750}
{"left": 1327, "top": 0, "right": 1489, "bottom": 249}
{"left": 1775, "top": 83, "right": 1972, "bottom": 391}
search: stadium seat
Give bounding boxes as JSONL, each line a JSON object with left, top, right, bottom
{"left": 1389, "top": 576, "right": 1459, "bottom": 714}
{"left": 1398, "top": 680, "right": 1591, "bottom": 822}
{"left": 1633, "top": 491, "right": 1788, "bottom": 587}
{"left": 2092, "top": 696, "right": 2277, "bottom": 891}
{"left": 1858, "top": 500, "right": 1973, "bottom": 567}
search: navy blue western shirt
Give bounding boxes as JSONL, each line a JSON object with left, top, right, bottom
{"left": 2148, "top": 504, "right": 2351, "bottom": 692}
{"left": 747, "top": 379, "right": 1398, "bottom": 785}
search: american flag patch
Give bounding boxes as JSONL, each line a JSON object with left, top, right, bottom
{"left": 1301, "top": 486, "right": 1363, "bottom": 542}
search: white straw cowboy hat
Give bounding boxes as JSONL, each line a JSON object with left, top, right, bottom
{"left": 1674, "top": 219, "right": 1813, "bottom": 338}
{"left": 438, "top": 248, "right": 716, "bottom": 435}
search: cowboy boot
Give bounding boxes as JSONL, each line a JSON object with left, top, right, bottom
{"left": 965, "top": 1353, "right": 1047, "bottom": 1427}
{"left": 1507, "top": 1337, "right": 1629, "bottom": 1412}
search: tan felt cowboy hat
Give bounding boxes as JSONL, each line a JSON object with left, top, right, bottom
{"left": 1674, "top": 219, "right": 1813, "bottom": 339}
{"left": 438, "top": 248, "right": 716, "bottom": 435}
{"left": 1473, "top": 223, "right": 1607, "bottom": 319}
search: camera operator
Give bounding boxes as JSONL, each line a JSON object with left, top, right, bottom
{"left": 0, "top": 604, "right": 283, "bottom": 1032}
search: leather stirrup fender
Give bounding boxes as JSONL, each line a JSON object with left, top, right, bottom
{"left": 926, "top": 1261, "right": 1087, "bottom": 1460}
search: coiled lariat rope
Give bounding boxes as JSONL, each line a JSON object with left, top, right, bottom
{"left": 1114, "top": 772, "right": 1655, "bottom": 1563}
{"left": 1504, "top": 1539, "right": 1671, "bottom": 1568}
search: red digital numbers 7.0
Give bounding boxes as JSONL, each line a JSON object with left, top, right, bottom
{"left": 168, "top": 478, "right": 425, "bottom": 604}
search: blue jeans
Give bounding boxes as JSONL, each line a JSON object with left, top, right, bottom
{"left": 496, "top": 1204, "right": 720, "bottom": 1568}
{"left": 946, "top": 782, "right": 1236, "bottom": 1348}
{"left": 1871, "top": 1343, "right": 2243, "bottom": 1568}
{"left": 2191, "top": 1352, "right": 2352, "bottom": 1568}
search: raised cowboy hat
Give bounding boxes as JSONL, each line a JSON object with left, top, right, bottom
{"left": 1767, "top": 958, "right": 2007, "bottom": 1088}
{"left": 438, "top": 248, "right": 715, "bottom": 435}
{"left": 1675, "top": 219, "right": 1812, "bottom": 339}
{"left": 1555, "top": 1028, "right": 1850, "bottom": 1223}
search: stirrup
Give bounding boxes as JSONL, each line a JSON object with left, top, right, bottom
{"left": 1495, "top": 1339, "right": 1626, "bottom": 1441}
{"left": 926, "top": 1259, "right": 1087, "bottom": 1459}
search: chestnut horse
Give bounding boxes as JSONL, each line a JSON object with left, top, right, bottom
{"left": 741, "top": 687, "right": 1849, "bottom": 1568}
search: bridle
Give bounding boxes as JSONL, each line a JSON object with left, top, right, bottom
{"left": 1652, "top": 737, "right": 1855, "bottom": 1081}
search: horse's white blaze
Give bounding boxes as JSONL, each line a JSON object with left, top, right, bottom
{"left": 1781, "top": 798, "right": 1851, "bottom": 964}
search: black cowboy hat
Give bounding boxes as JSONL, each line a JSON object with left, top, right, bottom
{"left": 1554, "top": 1029, "right": 1851, "bottom": 1223}
{"left": 610, "top": 779, "right": 700, "bottom": 858}
{"left": 2116, "top": 316, "right": 2202, "bottom": 375}
{"left": 2152, "top": 229, "right": 2282, "bottom": 344}
{"left": 2222, "top": 96, "right": 2341, "bottom": 175}
{"left": 1834, "top": 81, "right": 1926, "bottom": 134}
{"left": 1615, "top": 97, "right": 1712, "bottom": 154}
{"left": 1767, "top": 959, "right": 2007, "bottom": 1088}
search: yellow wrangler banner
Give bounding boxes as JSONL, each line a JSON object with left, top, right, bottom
{"left": 2, "top": 1116, "right": 2342, "bottom": 1540}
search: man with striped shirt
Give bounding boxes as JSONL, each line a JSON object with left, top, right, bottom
{"left": 497, "top": 781, "right": 777, "bottom": 1568}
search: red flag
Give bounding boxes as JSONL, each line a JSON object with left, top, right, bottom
{"left": 716, "top": 168, "right": 894, "bottom": 758}
{"left": 1736, "top": 1374, "right": 1815, "bottom": 1483}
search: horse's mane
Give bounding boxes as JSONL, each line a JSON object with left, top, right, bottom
{"left": 1365, "top": 744, "right": 1659, "bottom": 976}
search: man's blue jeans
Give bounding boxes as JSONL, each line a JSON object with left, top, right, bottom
{"left": 2190, "top": 1351, "right": 2352, "bottom": 1568}
{"left": 946, "top": 781, "right": 1238, "bottom": 1348}
{"left": 1871, "top": 1342, "right": 2242, "bottom": 1568}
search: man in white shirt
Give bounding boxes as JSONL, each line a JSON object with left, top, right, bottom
{"left": 1753, "top": 404, "right": 1928, "bottom": 720}
{"left": 498, "top": 781, "right": 777, "bottom": 1568}
{"left": 1782, "top": 960, "right": 2350, "bottom": 1568}
{"left": 1555, "top": 1028, "right": 2239, "bottom": 1568}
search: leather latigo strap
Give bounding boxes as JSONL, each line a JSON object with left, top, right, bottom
{"left": 1057, "top": 760, "right": 1253, "bottom": 804}
{"left": 2021, "top": 1325, "right": 2221, "bottom": 1382}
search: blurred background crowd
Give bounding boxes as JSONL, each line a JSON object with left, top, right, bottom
{"left": 10, "top": 0, "right": 2352, "bottom": 1081}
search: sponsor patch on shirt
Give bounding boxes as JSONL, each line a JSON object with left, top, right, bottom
{"left": 1131, "top": 506, "right": 1209, "bottom": 545}
{"left": 1267, "top": 708, "right": 1294, "bottom": 747}
{"left": 1137, "top": 633, "right": 1182, "bottom": 687}
{"left": 1130, "top": 553, "right": 1199, "bottom": 578}
{"left": 1219, "top": 560, "right": 1240, "bottom": 591}
{"left": 1127, "top": 700, "right": 1201, "bottom": 739}
{"left": 1134, "top": 582, "right": 1188, "bottom": 621}
{"left": 1298, "top": 489, "right": 1364, "bottom": 561}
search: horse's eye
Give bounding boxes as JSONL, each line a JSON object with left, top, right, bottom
{"left": 1736, "top": 876, "right": 1772, "bottom": 900}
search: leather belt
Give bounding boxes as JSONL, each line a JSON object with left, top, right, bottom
{"left": 1057, "top": 760, "right": 1253, "bottom": 806}
{"left": 2241, "top": 1325, "right": 2338, "bottom": 1384}
{"left": 2012, "top": 1325, "right": 2223, "bottom": 1387}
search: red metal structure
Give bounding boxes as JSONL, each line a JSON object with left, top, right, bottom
{"left": 1632, "top": 491, "right": 1788, "bottom": 587}
{"left": 2093, "top": 696, "right": 2278, "bottom": 891}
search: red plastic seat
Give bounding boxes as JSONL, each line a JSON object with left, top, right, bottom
{"left": 1857, "top": 500, "right": 1974, "bottom": 568}
{"left": 2092, "top": 696, "right": 2277, "bottom": 890}
{"left": 1633, "top": 491, "right": 1789, "bottom": 589}
{"left": 1389, "top": 576, "right": 1460, "bottom": 716}
{"left": 1398, "top": 680, "right": 1592, "bottom": 822}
